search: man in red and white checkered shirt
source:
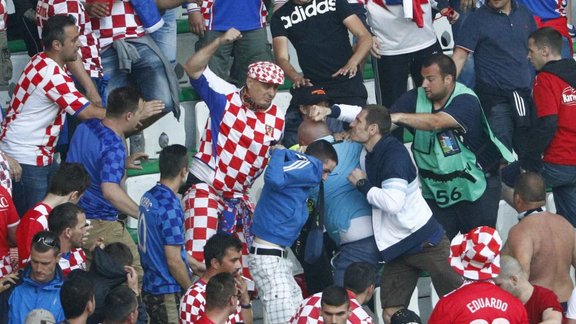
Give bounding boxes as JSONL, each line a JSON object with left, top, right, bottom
{"left": 290, "top": 262, "right": 376, "bottom": 324}
{"left": 182, "top": 28, "right": 285, "bottom": 279}
{"left": 0, "top": 15, "right": 105, "bottom": 217}
{"left": 36, "top": 0, "right": 104, "bottom": 106}
{"left": 48, "top": 203, "right": 89, "bottom": 276}
{"left": 180, "top": 234, "right": 253, "bottom": 324}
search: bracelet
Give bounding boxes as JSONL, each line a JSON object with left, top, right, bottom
{"left": 240, "top": 303, "right": 252, "bottom": 309}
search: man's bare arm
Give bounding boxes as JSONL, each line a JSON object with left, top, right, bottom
{"left": 77, "top": 104, "right": 106, "bottom": 120}
{"left": 452, "top": 47, "right": 470, "bottom": 79}
{"left": 540, "top": 308, "right": 563, "bottom": 324}
{"left": 334, "top": 14, "right": 372, "bottom": 78}
{"left": 66, "top": 58, "right": 102, "bottom": 106}
{"left": 165, "top": 245, "right": 193, "bottom": 290}
{"left": 272, "top": 36, "right": 311, "bottom": 88}
{"left": 184, "top": 28, "right": 242, "bottom": 80}
{"left": 102, "top": 182, "right": 140, "bottom": 219}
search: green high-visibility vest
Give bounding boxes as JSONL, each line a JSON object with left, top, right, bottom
{"left": 412, "top": 83, "right": 513, "bottom": 208}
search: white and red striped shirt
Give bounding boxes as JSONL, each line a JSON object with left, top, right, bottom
{"left": 290, "top": 291, "right": 374, "bottom": 324}
{"left": 0, "top": 53, "right": 89, "bottom": 166}
{"left": 36, "top": 0, "right": 103, "bottom": 78}
{"left": 90, "top": 0, "right": 145, "bottom": 49}
{"left": 180, "top": 278, "right": 243, "bottom": 324}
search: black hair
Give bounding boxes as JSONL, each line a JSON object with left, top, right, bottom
{"left": 159, "top": 144, "right": 188, "bottom": 180}
{"left": 61, "top": 270, "right": 94, "bottom": 319}
{"left": 529, "top": 27, "right": 563, "bottom": 56}
{"left": 203, "top": 233, "right": 242, "bottom": 270}
{"left": 422, "top": 53, "right": 457, "bottom": 79}
{"left": 103, "top": 242, "right": 134, "bottom": 267}
{"left": 321, "top": 285, "right": 349, "bottom": 307}
{"left": 344, "top": 262, "right": 376, "bottom": 295}
{"left": 305, "top": 139, "right": 338, "bottom": 165}
{"left": 206, "top": 272, "right": 236, "bottom": 309}
{"left": 31, "top": 230, "right": 61, "bottom": 255}
{"left": 103, "top": 286, "right": 138, "bottom": 323}
{"left": 48, "top": 202, "right": 84, "bottom": 236}
{"left": 42, "top": 15, "right": 77, "bottom": 51}
{"left": 106, "top": 86, "right": 142, "bottom": 118}
{"left": 48, "top": 163, "right": 90, "bottom": 196}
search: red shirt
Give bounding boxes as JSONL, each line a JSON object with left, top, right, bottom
{"left": 16, "top": 202, "right": 52, "bottom": 267}
{"left": 533, "top": 71, "right": 576, "bottom": 165}
{"left": 0, "top": 186, "right": 19, "bottom": 277}
{"left": 525, "top": 285, "right": 563, "bottom": 324}
{"left": 429, "top": 281, "right": 529, "bottom": 324}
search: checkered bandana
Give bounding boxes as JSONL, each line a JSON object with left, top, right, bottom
{"left": 449, "top": 226, "right": 502, "bottom": 280}
{"left": 247, "top": 61, "right": 284, "bottom": 85}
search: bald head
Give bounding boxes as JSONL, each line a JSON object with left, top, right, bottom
{"left": 298, "top": 120, "right": 331, "bottom": 146}
{"left": 514, "top": 172, "right": 546, "bottom": 205}
{"left": 499, "top": 255, "right": 525, "bottom": 279}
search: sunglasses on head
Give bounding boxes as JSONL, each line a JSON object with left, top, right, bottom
{"left": 33, "top": 235, "right": 60, "bottom": 250}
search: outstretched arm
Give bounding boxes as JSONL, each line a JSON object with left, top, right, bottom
{"left": 273, "top": 36, "right": 312, "bottom": 88}
{"left": 184, "top": 28, "right": 242, "bottom": 80}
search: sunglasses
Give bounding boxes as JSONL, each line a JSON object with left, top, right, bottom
{"left": 33, "top": 235, "right": 60, "bottom": 250}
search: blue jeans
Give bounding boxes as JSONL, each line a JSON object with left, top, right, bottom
{"left": 12, "top": 163, "right": 58, "bottom": 217}
{"left": 150, "top": 8, "right": 177, "bottom": 65}
{"left": 542, "top": 162, "right": 576, "bottom": 227}
{"left": 100, "top": 39, "right": 174, "bottom": 113}
{"left": 331, "top": 236, "right": 381, "bottom": 286}
{"left": 487, "top": 102, "right": 515, "bottom": 151}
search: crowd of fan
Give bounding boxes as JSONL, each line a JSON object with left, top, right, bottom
{"left": 0, "top": 0, "right": 575, "bottom": 323}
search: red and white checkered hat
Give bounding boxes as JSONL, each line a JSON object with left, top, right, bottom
{"left": 449, "top": 226, "right": 502, "bottom": 280}
{"left": 247, "top": 61, "right": 284, "bottom": 85}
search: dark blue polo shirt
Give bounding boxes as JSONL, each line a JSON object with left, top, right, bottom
{"left": 455, "top": 1, "right": 537, "bottom": 90}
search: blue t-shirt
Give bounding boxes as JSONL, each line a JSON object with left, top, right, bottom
{"left": 138, "top": 183, "right": 188, "bottom": 294}
{"left": 455, "top": 2, "right": 537, "bottom": 90}
{"left": 66, "top": 119, "right": 124, "bottom": 220}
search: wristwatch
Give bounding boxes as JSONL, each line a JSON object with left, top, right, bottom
{"left": 356, "top": 178, "right": 368, "bottom": 188}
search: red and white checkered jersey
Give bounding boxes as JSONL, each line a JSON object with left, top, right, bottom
{"left": 91, "top": 0, "right": 145, "bottom": 49}
{"left": 191, "top": 69, "right": 284, "bottom": 198}
{"left": 0, "top": 0, "right": 7, "bottom": 31}
{"left": 59, "top": 248, "right": 87, "bottom": 276}
{"left": 0, "top": 53, "right": 89, "bottom": 166}
{"left": 36, "top": 0, "right": 103, "bottom": 78}
{"left": 17, "top": 202, "right": 52, "bottom": 268}
{"left": 290, "top": 292, "right": 374, "bottom": 324}
{"left": 180, "top": 278, "right": 243, "bottom": 324}
{"left": 0, "top": 185, "right": 19, "bottom": 277}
